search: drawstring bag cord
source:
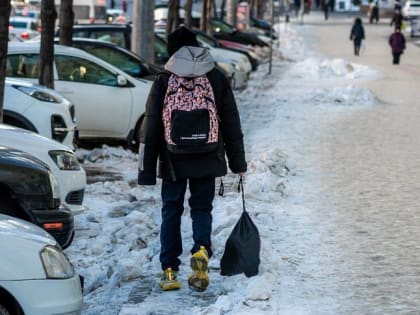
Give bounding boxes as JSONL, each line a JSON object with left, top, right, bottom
{"left": 237, "top": 176, "right": 246, "bottom": 212}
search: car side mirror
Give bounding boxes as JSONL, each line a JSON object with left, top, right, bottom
{"left": 117, "top": 75, "right": 127, "bottom": 86}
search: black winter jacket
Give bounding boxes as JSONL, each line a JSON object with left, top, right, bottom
{"left": 137, "top": 67, "right": 247, "bottom": 185}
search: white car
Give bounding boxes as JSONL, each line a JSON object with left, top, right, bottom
{"left": 8, "top": 16, "right": 40, "bottom": 40}
{"left": 3, "top": 78, "right": 77, "bottom": 149}
{"left": 0, "top": 124, "right": 87, "bottom": 215}
{"left": 402, "top": 0, "right": 420, "bottom": 18}
{"left": 0, "top": 214, "right": 83, "bottom": 315}
{"left": 7, "top": 41, "right": 152, "bottom": 149}
{"left": 193, "top": 32, "right": 252, "bottom": 90}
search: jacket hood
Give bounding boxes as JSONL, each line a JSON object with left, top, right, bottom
{"left": 164, "top": 46, "right": 215, "bottom": 77}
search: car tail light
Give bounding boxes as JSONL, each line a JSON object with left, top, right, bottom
{"left": 21, "top": 32, "right": 30, "bottom": 39}
{"left": 51, "top": 115, "right": 68, "bottom": 142}
{"left": 43, "top": 222, "right": 64, "bottom": 230}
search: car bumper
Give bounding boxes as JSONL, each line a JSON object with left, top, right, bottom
{"left": 32, "top": 206, "right": 74, "bottom": 249}
{"left": 57, "top": 166, "right": 87, "bottom": 215}
{"left": 2, "top": 274, "right": 83, "bottom": 315}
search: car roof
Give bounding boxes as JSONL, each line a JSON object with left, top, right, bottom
{"left": 73, "top": 23, "right": 130, "bottom": 29}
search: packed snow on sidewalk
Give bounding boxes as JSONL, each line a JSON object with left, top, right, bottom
{"left": 67, "top": 23, "right": 382, "bottom": 315}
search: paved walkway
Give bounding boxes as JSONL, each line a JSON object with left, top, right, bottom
{"left": 295, "top": 10, "right": 420, "bottom": 106}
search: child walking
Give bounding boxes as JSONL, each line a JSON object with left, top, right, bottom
{"left": 350, "top": 17, "right": 365, "bottom": 56}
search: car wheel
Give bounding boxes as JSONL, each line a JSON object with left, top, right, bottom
{"left": 0, "top": 303, "right": 12, "bottom": 315}
{"left": 0, "top": 192, "right": 21, "bottom": 220}
{"left": 3, "top": 116, "right": 35, "bottom": 132}
{"left": 61, "top": 230, "right": 75, "bottom": 250}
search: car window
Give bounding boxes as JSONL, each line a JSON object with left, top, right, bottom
{"left": 55, "top": 55, "right": 118, "bottom": 86}
{"left": 9, "top": 21, "right": 28, "bottom": 28}
{"left": 154, "top": 36, "right": 169, "bottom": 63}
{"left": 77, "top": 44, "right": 144, "bottom": 77}
{"left": 6, "top": 54, "right": 39, "bottom": 78}
{"left": 74, "top": 30, "right": 127, "bottom": 48}
{"left": 30, "top": 22, "right": 38, "bottom": 31}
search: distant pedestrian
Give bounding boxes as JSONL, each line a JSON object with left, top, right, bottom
{"left": 369, "top": 1, "right": 379, "bottom": 24}
{"left": 323, "top": 0, "right": 330, "bottom": 20}
{"left": 122, "top": 0, "right": 127, "bottom": 13}
{"left": 110, "top": 0, "right": 115, "bottom": 9}
{"left": 389, "top": 27, "right": 406, "bottom": 64}
{"left": 350, "top": 17, "right": 365, "bottom": 56}
{"left": 390, "top": 9, "right": 404, "bottom": 29}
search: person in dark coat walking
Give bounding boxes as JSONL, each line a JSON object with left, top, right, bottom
{"left": 389, "top": 27, "right": 406, "bottom": 64}
{"left": 138, "top": 26, "right": 247, "bottom": 292}
{"left": 390, "top": 9, "right": 403, "bottom": 29}
{"left": 350, "top": 17, "right": 365, "bottom": 56}
{"left": 369, "top": 1, "right": 379, "bottom": 24}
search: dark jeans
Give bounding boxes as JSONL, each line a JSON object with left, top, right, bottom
{"left": 393, "top": 52, "right": 401, "bottom": 64}
{"left": 160, "top": 177, "right": 215, "bottom": 271}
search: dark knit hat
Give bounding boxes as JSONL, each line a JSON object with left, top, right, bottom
{"left": 167, "top": 26, "right": 200, "bottom": 57}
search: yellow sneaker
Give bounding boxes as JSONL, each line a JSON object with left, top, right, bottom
{"left": 188, "top": 246, "right": 209, "bottom": 292}
{"left": 159, "top": 268, "right": 181, "bottom": 291}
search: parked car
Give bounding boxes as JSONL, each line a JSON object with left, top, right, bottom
{"left": 8, "top": 16, "right": 40, "bottom": 40}
{"left": 7, "top": 41, "right": 152, "bottom": 149}
{"left": 60, "top": 37, "right": 162, "bottom": 81}
{"left": 165, "top": 30, "right": 251, "bottom": 89}
{"left": 68, "top": 23, "right": 171, "bottom": 64}
{"left": 211, "top": 19, "right": 269, "bottom": 47}
{"left": 0, "top": 124, "right": 87, "bottom": 215}
{"left": 0, "top": 146, "right": 74, "bottom": 248}
{"left": 3, "top": 77, "right": 77, "bottom": 149}
{"left": 402, "top": 0, "right": 420, "bottom": 19}
{"left": 0, "top": 214, "right": 83, "bottom": 315}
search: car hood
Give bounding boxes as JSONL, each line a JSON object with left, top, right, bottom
{"left": 0, "top": 214, "right": 56, "bottom": 246}
{"left": 0, "top": 124, "right": 73, "bottom": 152}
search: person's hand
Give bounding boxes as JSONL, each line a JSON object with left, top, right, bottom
{"left": 239, "top": 172, "right": 246, "bottom": 177}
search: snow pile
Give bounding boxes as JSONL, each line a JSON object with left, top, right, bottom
{"left": 288, "top": 57, "right": 378, "bottom": 80}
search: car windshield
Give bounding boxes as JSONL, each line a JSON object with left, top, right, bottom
{"left": 76, "top": 44, "right": 146, "bottom": 78}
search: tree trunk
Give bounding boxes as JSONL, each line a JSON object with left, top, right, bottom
{"left": 59, "top": 0, "right": 74, "bottom": 46}
{"left": 206, "top": 0, "right": 214, "bottom": 35}
{"left": 0, "top": 1, "right": 11, "bottom": 123}
{"left": 220, "top": 0, "right": 226, "bottom": 19}
{"left": 226, "top": 0, "right": 236, "bottom": 26}
{"left": 132, "top": 0, "right": 155, "bottom": 62}
{"left": 39, "top": 0, "right": 57, "bottom": 89}
{"left": 256, "top": 0, "right": 264, "bottom": 19}
{"left": 200, "top": 0, "right": 208, "bottom": 32}
{"left": 183, "top": 0, "right": 193, "bottom": 28}
{"left": 166, "top": 0, "right": 179, "bottom": 35}
{"left": 249, "top": 0, "right": 256, "bottom": 17}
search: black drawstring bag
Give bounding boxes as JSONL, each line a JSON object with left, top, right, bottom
{"left": 220, "top": 177, "right": 261, "bottom": 277}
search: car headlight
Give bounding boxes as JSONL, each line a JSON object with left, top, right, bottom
{"left": 49, "top": 150, "right": 81, "bottom": 170}
{"left": 13, "top": 85, "right": 62, "bottom": 103}
{"left": 48, "top": 171, "right": 60, "bottom": 199}
{"left": 40, "top": 245, "right": 75, "bottom": 279}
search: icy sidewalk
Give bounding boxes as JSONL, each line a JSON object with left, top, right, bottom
{"left": 66, "top": 22, "right": 380, "bottom": 315}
